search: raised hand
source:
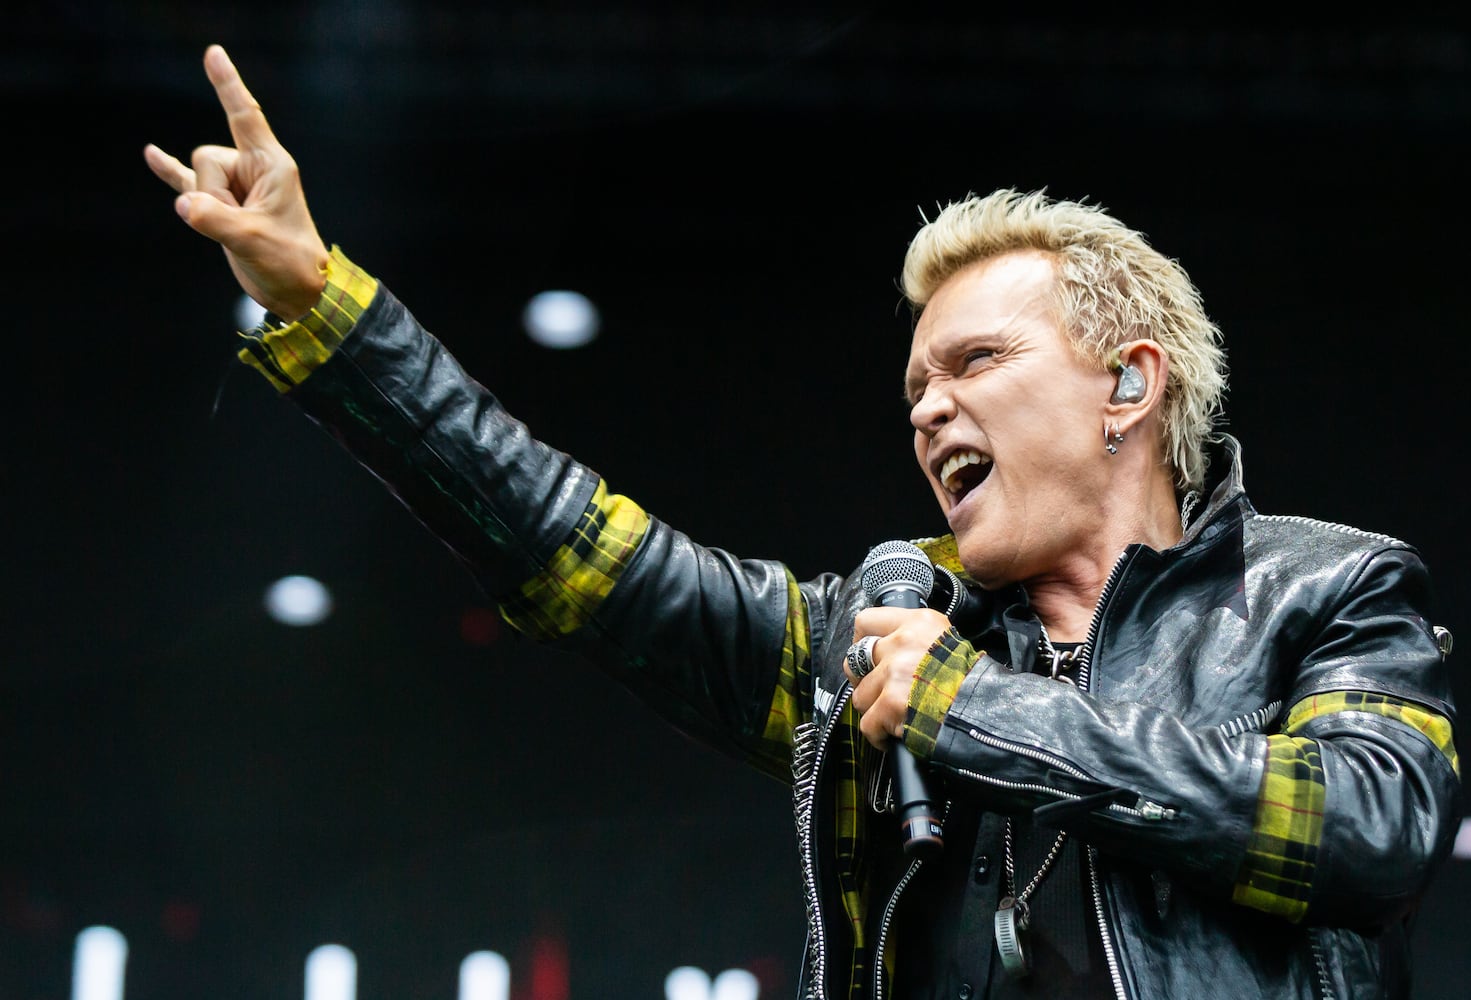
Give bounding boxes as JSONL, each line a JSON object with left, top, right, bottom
{"left": 144, "top": 44, "right": 330, "bottom": 321}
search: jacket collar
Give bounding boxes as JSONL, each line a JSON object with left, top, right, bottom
{"left": 1177, "top": 433, "right": 1249, "bottom": 548}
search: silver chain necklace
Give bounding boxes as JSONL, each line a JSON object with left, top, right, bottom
{"left": 1039, "top": 622, "right": 1088, "bottom": 684}
{"left": 994, "top": 624, "right": 1085, "bottom": 979}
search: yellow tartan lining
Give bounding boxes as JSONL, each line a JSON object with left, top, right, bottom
{"left": 1233, "top": 735, "right": 1323, "bottom": 922}
{"left": 915, "top": 533, "right": 970, "bottom": 581}
{"left": 906, "top": 627, "right": 976, "bottom": 760}
{"left": 1286, "top": 690, "right": 1459, "bottom": 776}
{"left": 238, "top": 245, "right": 378, "bottom": 391}
{"left": 1233, "top": 690, "right": 1457, "bottom": 921}
{"left": 834, "top": 702, "right": 867, "bottom": 956}
{"left": 498, "top": 480, "right": 650, "bottom": 640}
{"left": 759, "top": 570, "right": 812, "bottom": 756}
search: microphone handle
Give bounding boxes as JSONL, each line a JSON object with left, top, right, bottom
{"left": 874, "top": 588, "right": 945, "bottom": 859}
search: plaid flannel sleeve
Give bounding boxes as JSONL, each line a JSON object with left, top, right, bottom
{"left": 1231, "top": 691, "right": 1459, "bottom": 922}
{"left": 904, "top": 627, "right": 978, "bottom": 760}
{"left": 237, "top": 246, "right": 377, "bottom": 390}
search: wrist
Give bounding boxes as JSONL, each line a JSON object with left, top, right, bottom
{"left": 276, "top": 247, "right": 330, "bottom": 321}
{"left": 238, "top": 246, "right": 379, "bottom": 392}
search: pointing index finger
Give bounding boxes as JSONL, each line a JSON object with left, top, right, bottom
{"left": 203, "top": 44, "right": 280, "bottom": 152}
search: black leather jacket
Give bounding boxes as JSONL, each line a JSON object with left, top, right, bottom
{"left": 794, "top": 456, "right": 1460, "bottom": 999}
{"left": 277, "top": 283, "right": 1459, "bottom": 1000}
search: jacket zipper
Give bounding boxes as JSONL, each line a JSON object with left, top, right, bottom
{"left": 870, "top": 799, "right": 953, "bottom": 1000}
{"left": 1310, "top": 931, "right": 1335, "bottom": 999}
{"left": 797, "top": 683, "right": 856, "bottom": 999}
{"left": 1087, "top": 845, "right": 1128, "bottom": 1000}
{"left": 1078, "top": 551, "right": 1133, "bottom": 1000}
{"left": 954, "top": 753, "right": 1176, "bottom": 823}
{"left": 1071, "top": 538, "right": 1334, "bottom": 1000}
{"left": 872, "top": 857, "right": 922, "bottom": 1000}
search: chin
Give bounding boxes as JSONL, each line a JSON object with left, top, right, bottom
{"left": 953, "top": 538, "right": 1009, "bottom": 591}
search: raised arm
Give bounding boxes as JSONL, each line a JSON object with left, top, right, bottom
{"left": 143, "top": 44, "right": 822, "bottom": 782}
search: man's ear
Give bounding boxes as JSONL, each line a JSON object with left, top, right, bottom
{"left": 1105, "top": 340, "right": 1168, "bottom": 433}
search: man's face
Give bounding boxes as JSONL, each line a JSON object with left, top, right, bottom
{"left": 906, "top": 252, "right": 1118, "bottom": 588}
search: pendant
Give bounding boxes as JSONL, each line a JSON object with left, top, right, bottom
{"left": 994, "top": 895, "right": 1032, "bottom": 978}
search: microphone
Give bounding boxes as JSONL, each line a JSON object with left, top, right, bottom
{"left": 860, "top": 540, "right": 945, "bottom": 860}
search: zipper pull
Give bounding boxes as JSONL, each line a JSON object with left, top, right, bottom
{"left": 1032, "top": 786, "right": 1125, "bottom": 826}
{"left": 1138, "top": 799, "right": 1177, "bottom": 821}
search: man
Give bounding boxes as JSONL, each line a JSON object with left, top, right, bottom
{"left": 146, "top": 44, "right": 1459, "bottom": 998}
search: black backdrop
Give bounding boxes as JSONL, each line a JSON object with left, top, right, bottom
{"left": 6, "top": 4, "right": 1470, "bottom": 997}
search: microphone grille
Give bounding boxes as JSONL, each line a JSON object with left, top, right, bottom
{"left": 860, "top": 540, "right": 935, "bottom": 601}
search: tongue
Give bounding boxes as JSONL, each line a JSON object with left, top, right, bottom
{"left": 951, "top": 461, "right": 990, "bottom": 498}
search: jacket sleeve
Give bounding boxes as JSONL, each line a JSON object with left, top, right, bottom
{"left": 260, "top": 269, "right": 816, "bottom": 779}
{"left": 909, "top": 544, "right": 1460, "bottom": 929}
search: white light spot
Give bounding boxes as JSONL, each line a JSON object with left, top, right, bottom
{"left": 72, "top": 925, "right": 128, "bottom": 1000}
{"left": 712, "top": 969, "right": 760, "bottom": 1000}
{"left": 665, "top": 967, "right": 711, "bottom": 1000}
{"left": 522, "top": 290, "right": 600, "bottom": 349}
{"left": 1454, "top": 817, "right": 1471, "bottom": 859}
{"left": 459, "top": 951, "right": 511, "bottom": 1000}
{"left": 305, "top": 944, "right": 357, "bottom": 1000}
{"left": 664, "top": 966, "right": 759, "bottom": 1000}
{"left": 236, "top": 293, "right": 268, "bottom": 331}
{"left": 265, "top": 575, "right": 333, "bottom": 626}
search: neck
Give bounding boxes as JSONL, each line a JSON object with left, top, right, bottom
{"left": 1025, "top": 577, "right": 1106, "bottom": 644}
{"left": 1026, "top": 465, "right": 1182, "bottom": 643}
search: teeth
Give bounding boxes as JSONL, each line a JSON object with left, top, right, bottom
{"left": 940, "top": 449, "right": 990, "bottom": 493}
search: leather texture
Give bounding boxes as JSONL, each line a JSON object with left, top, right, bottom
{"left": 288, "top": 285, "right": 1460, "bottom": 1000}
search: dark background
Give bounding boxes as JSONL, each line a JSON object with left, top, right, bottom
{"left": 6, "top": 3, "right": 1470, "bottom": 997}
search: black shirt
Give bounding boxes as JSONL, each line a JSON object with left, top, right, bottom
{"left": 890, "top": 642, "right": 1116, "bottom": 999}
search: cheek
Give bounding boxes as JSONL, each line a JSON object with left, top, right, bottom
{"left": 913, "top": 432, "right": 948, "bottom": 505}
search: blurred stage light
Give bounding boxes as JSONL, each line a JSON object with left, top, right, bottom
{"left": 459, "top": 606, "right": 501, "bottom": 646}
{"left": 236, "top": 293, "right": 268, "bottom": 332}
{"left": 306, "top": 944, "right": 356, "bottom": 1000}
{"left": 459, "top": 951, "right": 510, "bottom": 1000}
{"left": 522, "top": 290, "right": 600, "bottom": 349}
{"left": 264, "top": 575, "right": 334, "bottom": 626}
{"left": 160, "top": 898, "right": 201, "bottom": 942}
{"left": 664, "top": 966, "right": 760, "bottom": 1000}
{"left": 1454, "top": 817, "right": 1471, "bottom": 860}
{"left": 72, "top": 926, "right": 127, "bottom": 1000}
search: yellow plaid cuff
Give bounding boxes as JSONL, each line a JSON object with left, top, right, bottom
{"left": 237, "top": 246, "right": 378, "bottom": 391}
{"left": 1232, "top": 690, "right": 1456, "bottom": 921}
{"left": 905, "top": 627, "right": 977, "bottom": 760}
{"left": 497, "top": 480, "right": 650, "bottom": 640}
{"left": 1232, "top": 735, "right": 1324, "bottom": 922}
{"left": 1285, "top": 690, "right": 1459, "bottom": 776}
{"left": 760, "top": 570, "right": 813, "bottom": 752}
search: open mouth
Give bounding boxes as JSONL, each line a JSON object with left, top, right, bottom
{"left": 939, "top": 448, "right": 992, "bottom": 503}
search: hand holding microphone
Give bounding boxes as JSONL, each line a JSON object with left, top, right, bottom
{"left": 844, "top": 540, "right": 947, "bottom": 859}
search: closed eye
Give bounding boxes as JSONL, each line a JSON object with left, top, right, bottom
{"left": 905, "top": 350, "right": 994, "bottom": 407}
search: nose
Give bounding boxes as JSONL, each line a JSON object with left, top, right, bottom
{"left": 909, "top": 381, "right": 955, "bottom": 436}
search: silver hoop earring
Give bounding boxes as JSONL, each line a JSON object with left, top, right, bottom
{"left": 1105, "top": 424, "right": 1124, "bottom": 455}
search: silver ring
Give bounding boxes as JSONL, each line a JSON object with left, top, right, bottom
{"left": 847, "top": 635, "right": 879, "bottom": 678}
